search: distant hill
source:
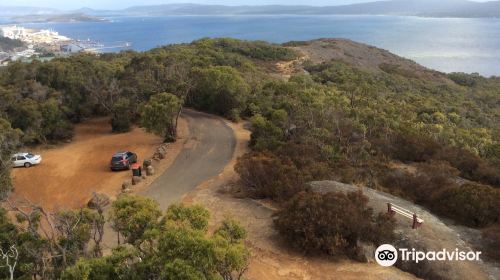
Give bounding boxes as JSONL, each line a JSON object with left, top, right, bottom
{"left": 318, "top": 0, "right": 500, "bottom": 17}
{"left": 11, "top": 13, "right": 106, "bottom": 23}
{"left": 2, "top": 0, "right": 500, "bottom": 19}
{"left": 121, "top": 0, "right": 500, "bottom": 18}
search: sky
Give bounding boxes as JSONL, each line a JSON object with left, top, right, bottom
{"left": 0, "top": 0, "right": 493, "bottom": 10}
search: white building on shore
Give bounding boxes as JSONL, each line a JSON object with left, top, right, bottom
{"left": 1, "top": 25, "right": 70, "bottom": 44}
{"left": 0, "top": 25, "right": 28, "bottom": 40}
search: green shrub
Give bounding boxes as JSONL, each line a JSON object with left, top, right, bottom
{"left": 274, "top": 191, "right": 395, "bottom": 259}
{"left": 235, "top": 152, "right": 309, "bottom": 201}
{"left": 436, "top": 147, "right": 500, "bottom": 187}
{"left": 165, "top": 204, "right": 210, "bottom": 232}
{"left": 378, "top": 161, "right": 459, "bottom": 204}
{"left": 0, "top": 37, "right": 24, "bottom": 52}
{"left": 389, "top": 133, "right": 441, "bottom": 162}
{"left": 432, "top": 184, "right": 500, "bottom": 227}
{"left": 211, "top": 38, "right": 298, "bottom": 61}
{"left": 249, "top": 114, "right": 285, "bottom": 151}
{"left": 111, "top": 98, "right": 133, "bottom": 133}
{"left": 190, "top": 66, "right": 249, "bottom": 118}
{"left": 481, "top": 224, "right": 500, "bottom": 261}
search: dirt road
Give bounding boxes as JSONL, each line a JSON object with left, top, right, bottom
{"left": 141, "top": 109, "right": 235, "bottom": 210}
{"left": 11, "top": 118, "right": 162, "bottom": 211}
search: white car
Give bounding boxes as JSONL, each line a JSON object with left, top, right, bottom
{"left": 11, "top": 153, "right": 42, "bottom": 168}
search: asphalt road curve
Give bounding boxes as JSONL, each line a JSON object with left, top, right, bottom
{"left": 141, "top": 109, "right": 235, "bottom": 210}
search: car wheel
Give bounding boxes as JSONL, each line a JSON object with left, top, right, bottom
{"left": 24, "top": 162, "right": 31, "bottom": 168}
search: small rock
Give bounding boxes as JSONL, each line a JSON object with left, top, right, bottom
{"left": 132, "top": 176, "right": 142, "bottom": 185}
{"left": 146, "top": 165, "right": 155, "bottom": 176}
{"left": 157, "top": 149, "right": 166, "bottom": 159}
{"left": 143, "top": 159, "right": 152, "bottom": 168}
{"left": 361, "top": 243, "right": 376, "bottom": 263}
{"left": 161, "top": 145, "right": 169, "bottom": 151}
{"left": 122, "top": 180, "right": 131, "bottom": 190}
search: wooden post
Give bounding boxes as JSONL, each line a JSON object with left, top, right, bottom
{"left": 412, "top": 214, "right": 418, "bottom": 229}
{"left": 387, "top": 203, "right": 395, "bottom": 216}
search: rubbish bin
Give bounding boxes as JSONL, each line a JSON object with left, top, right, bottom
{"left": 131, "top": 163, "right": 142, "bottom": 177}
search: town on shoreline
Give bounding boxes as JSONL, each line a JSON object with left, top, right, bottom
{"left": 0, "top": 25, "right": 130, "bottom": 66}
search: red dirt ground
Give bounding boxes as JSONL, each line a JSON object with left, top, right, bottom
{"left": 10, "top": 118, "right": 163, "bottom": 212}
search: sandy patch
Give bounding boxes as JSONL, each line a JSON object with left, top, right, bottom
{"left": 10, "top": 117, "right": 187, "bottom": 212}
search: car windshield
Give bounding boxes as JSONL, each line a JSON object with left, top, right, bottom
{"left": 25, "top": 154, "right": 35, "bottom": 158}
{"left": 112, "top": 156, "right": 124, "bottom": 162}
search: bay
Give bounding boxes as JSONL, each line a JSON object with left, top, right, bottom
{"left": 17, "top": 15, "right": 500, "bottom": 76}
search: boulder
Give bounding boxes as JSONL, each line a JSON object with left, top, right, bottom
{"left": 159, "top": 143, "right": 170, "bottom": 150}
{"left": 157, "top": 149, "right": 166, "bottom": 159}
{"left": 146, "top": 165, "right": 155, "bottom": 176}
{"left": 121, "top": 188, "right": 131, "bottom": 193}
{"left": 132, "top": 176, "right": 142, "bottom": 185}
{"left": 143, "top": 159, "right": 152, "bottom": 168}
{"left": 87, "top": 192, "right": 110, "bottom": 209}
{"left": 122, "top": 180, "right": 131, "bottom": 190}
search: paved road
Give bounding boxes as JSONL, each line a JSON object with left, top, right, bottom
{"left": 141, "top": 109, "right": 235, "bottom": 210}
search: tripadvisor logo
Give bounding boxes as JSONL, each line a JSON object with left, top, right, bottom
{"left": 375, "top": 244, "right": 482, "bottom": 267}
{"left": 375, "top": 244, "right": 398, "bottom": 266}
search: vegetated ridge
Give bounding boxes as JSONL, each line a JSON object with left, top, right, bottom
{"left": 0, "top": 37, "right": 498, "bottom": 279}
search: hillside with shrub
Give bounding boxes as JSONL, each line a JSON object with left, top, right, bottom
{"left": 0, "top": 37, "right": 499, "bottom": 278}
{"left": 0, "top": 37, "right": 25, "bottom": 52}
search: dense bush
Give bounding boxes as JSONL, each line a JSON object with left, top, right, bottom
{"left": 432, "top": 184, "right": 500, "bottom": 227}
{"left": 274, "top": 191, "right": 395, "bottom": 259}
{"left": 139, "top": 92, "right": 181, "bottom": 142}
{"left": 249, "top": 114, "right": 285, "bottom": 151}
{"left": 0, "top": 37, "right": 24, "bottom": 52}
{"left": 211, "top": 38, "right": 298, "bottom": 61}
{"left": 481, "top": 224, "right": 500, "bottom": 261}
{"left": 378, "top": 160, "right": 500, "bottom": 228}
{"left": 235, "top": 152, "right": 309, "bottom": 201}
{"left": 190, "top": 66, "right": 250, "bottom": 119}
{"left": 0, "top": 38, "right": 297, "bottom": 147}
{"left": 164, "top": 203, "right": 210, "bottom": 231}
{"left": 0, "top": 119, "right": 21, "bottom": 199}
{"left": 62, "top": 197, "right": 249, "bottom": 280}
{"left": 448, "top": 72, "right": 481, "bottom": 87}
{"left": 111, "top": 98, "right": 133, "bottom": 132}
{"left": 381, "top": 132, "right": 500, "bottom": 187}
{"left": 388, "top": 132, "right": 441, "bottom": 162}
{"left": 378, "top": 161, "right": 459, "bottom": 204}
{"left": 40, "top": 98, "right": 74, "bottom": 141}
{"left": 436, "top": 147, "right": 500, "bottom": 187}
{"left": 109, "top": 195, "right": 162, "bottom": 245}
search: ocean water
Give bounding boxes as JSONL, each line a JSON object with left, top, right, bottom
{"left": 15, "top": 15, "right": 500, "bottom": 76}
